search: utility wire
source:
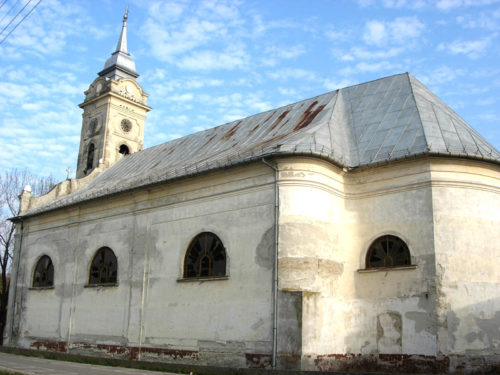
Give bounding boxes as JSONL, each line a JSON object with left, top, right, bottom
{"left": 0, "top": 0, "right": 41, "bottom": 45}
{"left": 0, "top": 0, "right": 8, "bottom": 11}
{"left": 0, "top": 0, "right": 32, "bottom": 37}
{"left": 0, "top": 0, "right": 21, "bottom": 26}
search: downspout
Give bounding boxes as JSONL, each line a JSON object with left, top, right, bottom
{"left": 261, "top": 158, "right": 279, "bottom": 369}
{"left": 6, "top": 218, "right": 23, "bottom": 344}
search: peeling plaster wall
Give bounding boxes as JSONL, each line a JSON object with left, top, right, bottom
{"left": 431, "top": 159, "right": 500, "bottom": 371}
{"left": 276, "top": 157, "right": 439, "bottom": 372}
{"left": 8, "top": 163, "right": 276, "bottom": 368}
{"left": 7, "top": 156, "right": 500, "bottom": 372}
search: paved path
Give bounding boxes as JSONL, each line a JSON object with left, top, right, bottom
{"left": 0, "top": 352, "right": 182, "bottom": 375}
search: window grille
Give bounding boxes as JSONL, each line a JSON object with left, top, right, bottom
{"left": 89, "top": 247, "right": 117, "bottom": 284}
{"left": 366, "top": 235, "right": 411, "bottom": 268}
{"left": 33, "top": 255, "right": 54, "bottom": 287}
{"left": 184, "top": 232, "right": 226, "bottom": 278}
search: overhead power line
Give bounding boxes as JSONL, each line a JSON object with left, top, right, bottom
{"left": 0, "top": 0, "right": 21, "bottom": 26}
{"left": 0, "top": 0, "right": 9, "bottom": 11}
{"left": 0, "top": 0, "right": 34, "bottom": 37}
{"left": 0, "top": 0, "right": 41, "bottom": 46}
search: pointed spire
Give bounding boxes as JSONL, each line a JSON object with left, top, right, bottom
{"left": 115, "top": 7, "right": 128, "bottom": 54}
{"left": 98, "top": 6, "right": 138, "bottom": 80}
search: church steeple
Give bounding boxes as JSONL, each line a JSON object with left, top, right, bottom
{"left": 76, "top": 9, "right": 151, "bottom": 179}
{"left": 115, "top": 6, "right": 129, "bottom": 53}
{"left": 98, "top": 7, "right": 138, "bottom": 80}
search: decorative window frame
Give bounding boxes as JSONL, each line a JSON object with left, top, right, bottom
{"left": 30, "top": 254, "right": 55, "bottom": 290}
{"left": 357, "top": 232, "right": 417, "bottom": 273}
{"left": 86, "top": 247, "right": 119, "bottom": 287}
{"left": 178, "top": 231, "right": 229, "bottom": 282}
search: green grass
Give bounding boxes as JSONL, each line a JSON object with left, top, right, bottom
{"left": 0, "top": 371, "right": 26, "bottom": 375}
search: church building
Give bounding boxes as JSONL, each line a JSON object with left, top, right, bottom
{"left": 6, "top": 12, "right": 500, "bottom": 374}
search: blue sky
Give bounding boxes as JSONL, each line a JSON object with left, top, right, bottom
{"left": 0, "top": 0, "right": 499, "bottom": 182}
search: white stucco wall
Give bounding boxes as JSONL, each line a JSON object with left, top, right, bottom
{"left": 276, "top": 157, "right": 439, "bottom": 372}
{"left": 8, "top": 163, "right": 276, "bottom": 366}
{"left": 430, "top": 159, "right": 500, "bottom": 371}
{"left": 7, "top": 156, "right": 500, "bottom": 372}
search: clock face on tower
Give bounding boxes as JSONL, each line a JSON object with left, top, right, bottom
{"left": 121, "top": 118, "right": 132, "bottom": 132}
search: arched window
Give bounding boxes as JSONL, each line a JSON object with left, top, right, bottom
{"left": 86, "top": 143, "right": 95, "bottom": 171}
{"left": 366, "top": 235, "right": 411, "bottom": 269}
{"left": 184, "top": 232, "right": 226, "bottom": 278}
{"left": 89, "top": 247, "right": 117, "bottom": 285}
{"left": 33, "top": 255, "right": 54, "bottom": 287}
{"left": 119, "top": 144, "right": 129, "bottom": 155}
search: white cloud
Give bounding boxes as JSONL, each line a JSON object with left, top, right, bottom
{"left": 339, "top": 61, "right": 399, "bottom": 75}
{"left": 323, "top": 78, "right": 355, "bottom": 91}
{"left": 383, "top": 0, "right": 427, "bottom": 8}
{"left": 437, "top": 37, "right": 491, "bottom": 58}
{"left": 165, "top": 115, "right": 189, "bottom": 126}
{"left": 142, "top": 1, "right": 245, "bottom": 64}
{"left": 185, "top": 78, "right": 224, "bottom": 89}
{"left": 417, "top": 65, "right": 464, "bottom": 85}
{"left": 341, "top": 46, "right": 405, "bottom": 60}
{"left": 264, "top": 45, "right": 306, "bottom": 60}
{"left": 177, "top": 45, "right": 249, "bottom": 71}
{"left": 436, "top": 0, "right": 500, "bottom": 10}
{"left": 325, "top": 27, "right": 351, "bottom": 42}
{"left": 363, "top": 17, "right": 425, "bottom": 46}
{"left": 168, "top": 93, "right": 194, "bottom": 102}
{"left": 278, "top": 87, "right": 298, "bottom": 96}
{"left": 147, "top": 0, "right": 187, "bottom": 21}
{"left": 0, "top": 1, "right": 96, "bottom": 59}
{"left": 261, "top": 45, "right": 306, "bottom": 67}
{"left": 251, "top": 14, "right": 296, "bottom": 36}
{"left": 222, "top": 111, "right": 247, "bottom": 123}
{"left": 267, "top": 68, "right": 317, "bottom": 81}
{"left": 363, "top": 21, "right": 387, "bottom": 46}
{"left": 456, "top": 8, "right": 500, "bottom": 30}
{"left": 475, "top": 97, "right": 496, "bottom": 105}
{"left": 357, "top": 0, "right": 427, "bottom": 9}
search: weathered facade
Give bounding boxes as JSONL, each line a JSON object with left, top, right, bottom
{"left": 5, "top": 13, "right": 500, "bottom": 374}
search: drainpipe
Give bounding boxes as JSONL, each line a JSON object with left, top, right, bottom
{"left": 6, "top": 218, "right": 24, "bottom": 344}
{"left": 261, "top": 158, "right": 279, "bottom": 369}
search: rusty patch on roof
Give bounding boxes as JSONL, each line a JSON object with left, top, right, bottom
{"left": 270, "top": 110, "right": 290, "bottom": 131}
{"left": 223, "top": 121, "right": 241, "bottom": 140}
{"left": 249, "top": 123, "right": 260, "bottom": 134}
{"left": 294, "top": 101, "right": 325, "bottom": 130}
{"left": 203, "top": 133, "right": 217, "bottom": 147}
{"left": 263, "top": 112, "right": 275, "bottom": 123}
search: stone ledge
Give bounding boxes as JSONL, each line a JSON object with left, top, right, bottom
{"left": 357, "top": 265, "right": 417, "bottom": 273}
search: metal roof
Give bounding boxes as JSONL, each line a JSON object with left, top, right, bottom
{"left": 23, "top": 72, "right": 500, "bottom": 217}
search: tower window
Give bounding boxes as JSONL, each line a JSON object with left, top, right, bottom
{"left": 33, "top": 255, "right": 54, "bottom": 288}
{"left": 366, "top": 235, "right": 411, "bottom": 269}
{"left": 119, "top": 144, "right": 130, "bottom": 155}
{"left": 89, "top": 247, "right": 118, "bottom": 285}
{"left": 86, "top": 143, "right": 95, "bottom": 172}
{"left": 183, "top": 232, "right": 227, "bottom": 278}
{"left": 89, "top": 118, "right": 98, "bottom": 134}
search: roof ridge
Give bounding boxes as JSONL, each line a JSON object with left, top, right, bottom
{"left": 406, "top": 73, "right": 429, "bottom": 152}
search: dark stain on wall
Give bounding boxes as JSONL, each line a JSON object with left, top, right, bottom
{"left": 255, "top": 226, "right": 274, "bottom": 269}
{"left": 277, "top": 290, "right": 302, "bottom": 370}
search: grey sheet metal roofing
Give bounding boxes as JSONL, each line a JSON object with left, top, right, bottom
{"left": 24, "top": 72, "right": 500, "bottom": 217}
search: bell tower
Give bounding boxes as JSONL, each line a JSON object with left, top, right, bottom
{"left": 76, "top": 9, "right": 151, "bottom": 178}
